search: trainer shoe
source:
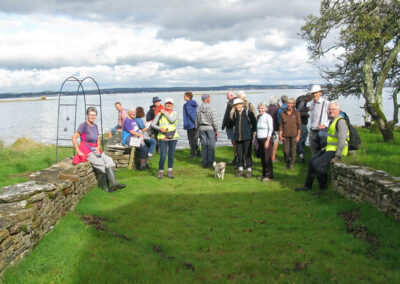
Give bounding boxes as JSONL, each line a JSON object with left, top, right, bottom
{"left": 294, "top": 186, "right": 312, "bottom": 192}
{"left": 261, "top": 177, "right": 271, "bottom": 182}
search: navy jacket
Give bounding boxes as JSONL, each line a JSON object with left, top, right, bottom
{"left": 183, "top": 99, "right": 199, "bottom": 130}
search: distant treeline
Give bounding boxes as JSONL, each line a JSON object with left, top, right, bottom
{"left": 0, "top": 84, "right": 311, "bottom": 99}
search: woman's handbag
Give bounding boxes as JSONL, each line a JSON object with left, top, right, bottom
{"left": 164, "top": 130, "right": 176, "bottom": 139}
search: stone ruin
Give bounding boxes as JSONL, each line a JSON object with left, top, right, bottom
{"left": 331, "top": 162, "right": 400, "bottom": 220}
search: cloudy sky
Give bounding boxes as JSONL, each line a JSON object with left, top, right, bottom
{"left": 0, "top": 0, "right": 323, "bottom": 93}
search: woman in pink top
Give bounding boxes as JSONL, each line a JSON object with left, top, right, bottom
{"left": 72, "top": 107, "right": 125, "bottom": 192}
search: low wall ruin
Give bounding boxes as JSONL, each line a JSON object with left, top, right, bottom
{"left": 0, "top": 158, "right": 97, "bottom": 274}
{"left": 331, "top": 162, "right": 400, "bottom": 220}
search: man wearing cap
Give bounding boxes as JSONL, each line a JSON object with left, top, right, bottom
{"left": 146, "top": 96, "right": 165, "bottom": 122}
{"left": 222, "top": 90, "right": 237, "bottom": 165}
{"left": 295, "top": 101, "right": 349, "bottom": 195}
{"left": 196, "top": 94, "right": 219, "bottom": 168}
{"left": 296, "top": 92, "right": 313, "bottom": 162}
{"left": 308, "top": 85, "right": 330, "bottom": 157}
{"left": 108, "top": 101, "right": 128, "bottom": 139}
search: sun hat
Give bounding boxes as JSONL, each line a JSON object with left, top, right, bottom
{"left": 307, "top": 84, "right": 323, "bottom": 94}
{"left": 152, "top": 96, "right": 161, "bottom": 103}
{"left": 201, "top": 94, "right": 210, "bottom": 101}
{"left": 233, "top": 98, "right": 244, "bottom": 105}
{"left": 165, "top": 98, "right": 174, "bottom": 104}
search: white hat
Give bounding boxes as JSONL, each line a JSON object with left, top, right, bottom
{"left": 237, "top": 91, "right": 246, "bottom": 99}
{"left": 233, "top": 98, "right": 244, "bottom": 105}
{"left": 165, "top": 97, "right": 174, "bottom": 104}
{"left": 308, "top": 84, "right": 323, "bottom": 94}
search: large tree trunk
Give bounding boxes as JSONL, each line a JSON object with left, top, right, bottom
{"left": 362, "top": 58, "right": 395, "bottom": 142}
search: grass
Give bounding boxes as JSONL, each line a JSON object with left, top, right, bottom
{"left": 343, "top": 127, "right": 400, "bottom": 176}
{"left": 0, "top": 138, "right": 73, "bottom": 189}
{"left": 2, "top": 146, "right": 400, "bottom": 283}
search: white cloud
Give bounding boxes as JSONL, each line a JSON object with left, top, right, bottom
{"left": 0, "top": 1, "right": 323, "bottom": 92}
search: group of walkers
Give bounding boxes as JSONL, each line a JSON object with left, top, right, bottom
{"left": 72, "top": 84, "right": 350, "bottom": 195}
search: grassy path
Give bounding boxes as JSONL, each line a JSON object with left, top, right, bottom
{"left": 2, "top": 146, "right": 400, "bottom": 283}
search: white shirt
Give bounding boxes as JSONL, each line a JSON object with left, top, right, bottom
{"left": 256, "top": 113, "right": 273, "bottom": 139}
{"left": 310, "top": 97, "right": 329, "bottom": 130}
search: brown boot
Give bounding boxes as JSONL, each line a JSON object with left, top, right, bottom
{"left": 236, "top": 170, "right": 244, "bottom": 177}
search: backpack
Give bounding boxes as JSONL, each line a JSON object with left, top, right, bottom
{"left": 338, "top": 112, "right": 361, "bottom": 151}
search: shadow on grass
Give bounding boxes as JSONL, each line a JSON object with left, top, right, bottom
{"left": 3, "top": 147, "right": 400, "bottom": 283}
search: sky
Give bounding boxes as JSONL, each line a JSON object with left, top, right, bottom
{"left": 0, "top": 0, "right": 323, "bottom": 93}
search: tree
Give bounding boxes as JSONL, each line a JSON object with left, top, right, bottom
{"left": 301, "top": 0, "right": 400, "bottom": 141}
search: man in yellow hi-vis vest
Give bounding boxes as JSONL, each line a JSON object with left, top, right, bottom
{"left": 295, "top": 101, "right": 349, "bottom": 195}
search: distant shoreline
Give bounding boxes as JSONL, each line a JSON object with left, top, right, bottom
{"left": 0, "top": 84, "right": 310, "bottom": 100}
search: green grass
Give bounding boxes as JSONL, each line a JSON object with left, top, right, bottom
{"left": 2, "top": 146, "right": 400, "bottom": 283}
{"left": 0, "top": 143, "right": 73, "bottom": 189}
{"left": 343, "top": 127, "right": 400, "bottom": 176}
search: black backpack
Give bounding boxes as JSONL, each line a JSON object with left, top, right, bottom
{"left": 339, "top": 112, "right": 361, "bottom": 151}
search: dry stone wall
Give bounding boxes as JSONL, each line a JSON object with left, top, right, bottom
{"left": 0, "top": 158, "right": 98, "bottom": 274}
{"left": 331, "top": 162, "right": 400, "bottom": 220}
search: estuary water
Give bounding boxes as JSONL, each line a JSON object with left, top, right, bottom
{"left": 0, "top": 88, "right": 396, "bottom": 148}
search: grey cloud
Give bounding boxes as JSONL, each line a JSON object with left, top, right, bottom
{"left": 0, "top": 0, "right": 320, "bottom": 46}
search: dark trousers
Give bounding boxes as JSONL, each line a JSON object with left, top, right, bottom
{"left": 257, "top": 138, "right": 273, "bottom": 178}
{"left": 305, "top": 150, "right": 335, "bottom": 190}
{"left": 297, "top": 124, "right": 308, "bottom": 155}
{"left": 236, "top": 140, "right": 252, "bottom": 169}
{"left": 159, "top": 140, "right": 178, "bottom": 170}
{"left": 187, "top": 128, "right": 199, "bottom": 155}
{"left": 199, "top": 130, "right": 216, "bottom": 167}
{"left": 283, "top": 136, "right": 297, "bottom": 167}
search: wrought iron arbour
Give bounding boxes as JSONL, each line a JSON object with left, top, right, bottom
{"left": 55, "top": 76, "right": 103, "bottom": 162}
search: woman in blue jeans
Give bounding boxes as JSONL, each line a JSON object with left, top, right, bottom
{"left": 151, "top": 98, "right": 179, "bottom": 179}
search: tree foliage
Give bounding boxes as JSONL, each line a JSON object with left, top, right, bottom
{"left": 301, "top": 0, "right": 400, "bottom": 141}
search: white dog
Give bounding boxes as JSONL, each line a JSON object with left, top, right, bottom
{"left": 213, "top": 161, "right": 226, "bottom": 180}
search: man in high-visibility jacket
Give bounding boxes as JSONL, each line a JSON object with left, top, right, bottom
{"left": 295, "top": 101, "right": 349, "bottom": 195}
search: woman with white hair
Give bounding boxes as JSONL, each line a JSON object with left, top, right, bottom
{"left": 256, "top": 103, "right": 274, "bottom": 181}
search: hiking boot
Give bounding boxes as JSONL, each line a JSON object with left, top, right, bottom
{"left": 313, "top": 189, "right": 326, "bottom": 196}
{"left": 245, "top": 171, "right": 252, "bottom": 178}
{"left": 168, "top": 170, "right": 174, "bottom": 179}
{"left": 236, "top": 170, "right": 244, "bottom": 177}
{"left": 227, "top": 156, "right": 237, "bottom": 166}
{"left": 158, "top": 171, "right": 163, "bottom": 179}
{"left": 295, "top": 186, "right": 312, "bottom": 192}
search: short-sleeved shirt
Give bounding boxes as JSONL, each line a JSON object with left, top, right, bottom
{"left": 77, "top": 122, "right": 99, "bottom": 143}
{"left": 123, "top": 117, "right": 139, "bottom": 133}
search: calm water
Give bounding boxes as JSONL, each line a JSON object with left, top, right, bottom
{"left": 0, "top": 88, "right": 396, "bottom": 148}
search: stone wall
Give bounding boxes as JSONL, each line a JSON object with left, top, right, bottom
{"left": 105, "top": 145, "right": 139, "bottom": 169}
{"left": 331, "top": 162, "right": 400, "bottom": 220}
{"left": 0, "top": 158, "right": 97, "bottom": 274}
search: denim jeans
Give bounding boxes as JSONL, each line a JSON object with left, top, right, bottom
{"left": 159, "top": 139, "right": 178, "bottom": 170}
{"left": 144, "top": 138, "right": 156, "bottom": 154}
{"left": 199, "top": 130, "right": 216, "bottom": 167}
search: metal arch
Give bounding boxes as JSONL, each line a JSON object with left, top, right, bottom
{"left": 56, "top": 76, "right": 104, "bottom": 162}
